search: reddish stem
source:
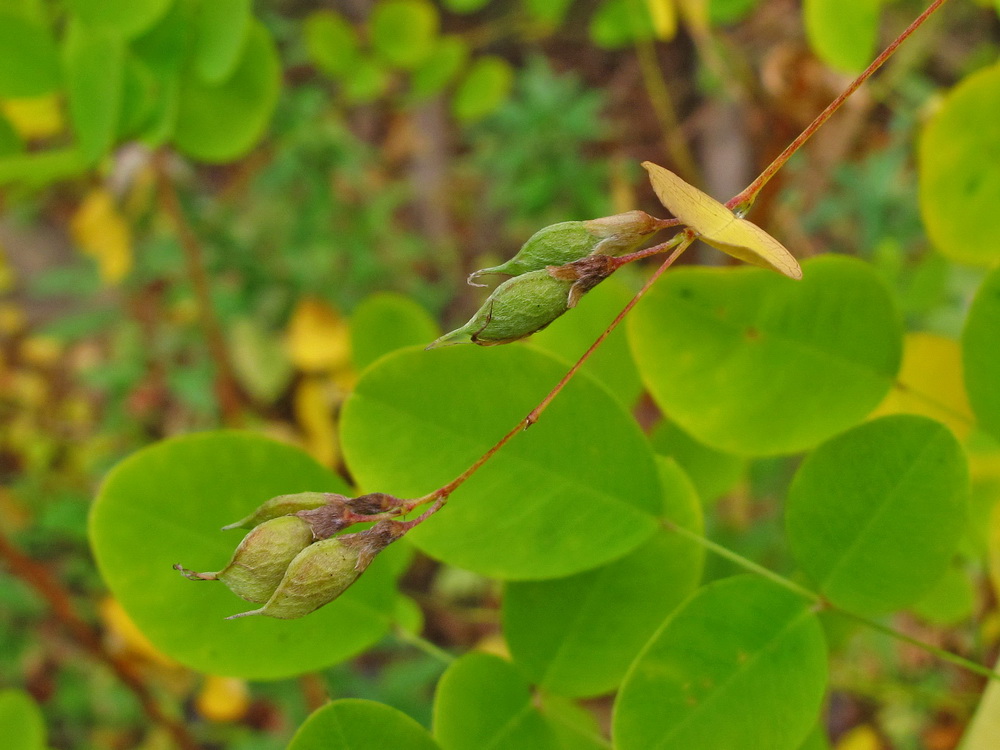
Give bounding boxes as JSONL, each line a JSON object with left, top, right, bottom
{"left": 726, "top": 0, "right": 950, "bottom": 212}
{"left": 0, "top": 531, "right": 200, "bottom": 750}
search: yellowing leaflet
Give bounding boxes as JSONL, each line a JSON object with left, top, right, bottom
{"left": 642, "top": 161, "right": 803, "bottom": 280}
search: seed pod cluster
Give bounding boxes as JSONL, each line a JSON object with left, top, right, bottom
{"left": 435, "top": 210, "right": 663, "bottom": 348}
{"left": 175, "top": 492, "right": 405, "bottom": 620}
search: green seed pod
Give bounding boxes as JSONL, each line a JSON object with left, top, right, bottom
{"left": 468, "top": 210, "right": 660, "bottom": 284}
{"left": 221, "top": 492, "right": 337, "bottom": 531}
{"left": 174, "top": 516, "right": 314, "bottom": 604}
{"left": 427, "top": 269, "right": 574, "bottom": 348}
{"left": 227, "top": 521, "right": 404, "bottom": 620}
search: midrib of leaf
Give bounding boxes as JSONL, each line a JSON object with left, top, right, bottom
{"left": 817, "top": 432, "right": 948, "bottom": 599}
{"left": 480, "top": 700, "right": 544, "bottom": 750}
{"left": 646, "top": 605, "right": 817, "bottom": 750}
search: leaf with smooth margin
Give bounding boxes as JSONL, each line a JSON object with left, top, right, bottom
{"left": 0, "top": 689, "right": 47, "bottom": 750}
{"left": 290, "top": 699, "right": 440, "bottom": 750}
{"left": 0, "top": 13, "right": 60, "bottom": 97}
{"left": 503, "top": 458, "right": 703, "bottom": 697}
{"left": 410, "top": 35, "right": 469, "bottom": 101}
{"left": 871, "top": 332, "right": 973, "bottom": 441}
{"left": 529, "top": 277, "right": 644, "bottom": 407}
{"left": 174, "top": 21, "right": 280, "bottom": 163}
{"left": 89, "top": 431, "right": 400, "bottom": 679}
{"left": 64, "top": 23, "right": 125, "bottom": 163}
{"left": 643, "top": 162, "right": 802, "bottom": 279}
{"left": 349, "top": 292, "right": 439, "bottom": 372}
{"left": 964, "top": 266, "right": 1000, "bottom": 440}
{"left": 451, "top": 56, "right": 513, "bottom": 122}
{"left": 304, "top": 10, "right": 359, "bottom": 78}
{"left": 68, "top": 0, "right": 171, "bottom": 38}
{"left": 786, "top": 414, "right": 968, "bottom": 616}
{"left": 340, "top": 345, "right": 661, "bottom": 579}
{"left": 802, "top": 0, "right": 880, "bottom": 73}
{"left": 627, "top": 255, "right": 902, "bottom": 455}
{"left": 919, "top": 63, "right": 1000, "bottom": 266}
{"left": 434, "top": 652, "right": 560, "bottom": 750}
{"left": 650, "top": 419, "right": 745, "bottom": 503}
{"left": 613, "top": 575, "right": 827, "bottom": 750}
{"left": 193, "top": 0, "right": 250, "bottom": 84}
{"left": 371, "top": 0, "right": 438, "bottom": 69}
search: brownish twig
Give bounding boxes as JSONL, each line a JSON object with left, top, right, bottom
{"left": 0, "top": 530, "right": 201, "bottom": 750}
{"left": 154, "top": 153, "right": 244, "bottom": 426}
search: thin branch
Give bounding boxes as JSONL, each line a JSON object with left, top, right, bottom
{"left": 154, "top": 152, "right": 244, "bottom": 426}
{"left": 663, "top": 519, "right": 1000, "bottom": 683}
{"left": 727, "top": 0, "right": 951, "bottom": 212}
{"left": 0, "top": 531, "right": 200, "bottom": 750}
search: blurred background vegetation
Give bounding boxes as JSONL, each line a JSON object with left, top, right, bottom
{"left": 1, "top": 0, "right": 999, "bottom": 748}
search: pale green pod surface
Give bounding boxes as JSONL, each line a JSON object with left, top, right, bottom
{"left": 221, "top": 491, "right": 338, "bottom": 530}
{"left": 428, "top": 270, "right": 574, "bottom": 348}
{"left": 232, "top": 535, "right": 364, "bottom": 620}
{"left": 216, "top": 516, "right": 315, "bottom": 603}
{"left": 469, "top": 210, "right": 660, "bottom": 283}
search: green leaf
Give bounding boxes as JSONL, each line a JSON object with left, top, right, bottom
{"left": 173, "top": 20, "right": 280, "bottom": 163}
{"left": 589, "top": 0, "right": 655, "bottom": 50}
{"left": 0, "top": 13, "right": 60, "bottom": 97}
{"left": 650, "top": 420, "right": 745, "bottom": 503}
{"left": 613, "top": 575, "right": 827, "bottom": 750}
{"left": 349, "top": 292, "right": 440, "bottom": 372}
{"left": 919, "top": 63, "right": 1000, "bottom": 266}
{"left": 193, "top": 0, "right": 250, "bottom": 84}
{"left": 451, "top": 55, "right": 513, "bottom": 122}
{"left": 627, "top": 255, "right": 902, "bottom": 456}
{"left": 964, "top": 267, "right": 1000, "bottom": 440}
{"left": 503, "top": 458, "right": 703, "bottom": 697}
{"left": 0, "top": 113, "right": 22, "bottom": 157}
{"left": 89, "top": 431, "right": 400, "bottom": 679}
{"left": 131, "top": 0, "right": 192, "bottom": 79}
{"left": 802, "top": 0, "right": 881, "bottom": 73}
{"left": 434, "top": 653, "right": 560, "bottom": 750}
{"left": 290, "top": 699, "right": 440, "bottom": 750}
{"left": 67, "top": 0, "right": 172, "bottom": 38}
{"left": 709, "top": 0, "right": 760, "bottom": 26}
{"left": 521, "top": 0, "right": 576, "bottom": 29}
{"left": 371, "top": 0, "right": 439, "bottom": 70}
{"left": 528, "top": 277, "right": 644, "bottom": 407}
{"left": 342, "top": 55, "right": 392, "bottom": 104}
{"left": 63, "top": 23, "right": 125, "bottom": 163}
{"left": 786, "top": 414, "right": 968, "bottom": 616}
{"left": 798, "top": 724, "right": 832, "bottom": 750}
{"left": 442, "top": 0, "right": 491, "bottom": 12}
{"left": 304, "top": 10, "right": 359, "bottom": 79}
{"left": 0, "top": 147, "right": 88, "bottom": 187}
{"left": 0, "top": 689, "right": 47, "bottom": 750}
{"left": 409, "top": 35, "right": 469, "bottom": 101}
{"left": 911, "top": 562, "right": 976, "bottom": 626}
{"left": 340, "top": 346, "right": 661, "bottom": 580}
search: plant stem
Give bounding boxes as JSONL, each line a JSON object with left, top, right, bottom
{"left": 726, "top": 0, "right": 950, "bottom": 213}
{"left": 663, "top": 519, "right": 1000, "bottom": 683}
{"left": 0, "top": 531, "right": 200, "bottom": 750}
{"left": 407, "top": 237, "right": 694, "bottom": 520}
{"left": 154, "top": 153, "right": 244, "bottom": 426}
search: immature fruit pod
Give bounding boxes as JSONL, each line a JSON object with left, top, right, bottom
{"left": 467, "top": 210, "right": 661, "bottom": 284}
{"left": 175, "top": 516, "right": 314, "bottom": 604}
{"left": 227, "top": 521, "right": 403, "bottom": 620}
{"left": 221, "top": 492, "right": 334, "bottom": 531}
{"left": 427, "top": 269, "right": 575, "bottom": 348}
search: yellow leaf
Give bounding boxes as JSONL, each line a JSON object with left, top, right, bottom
{"left": 675, "top": 0, "right": 710, "bottom": 34}
{"left": 835, "top": 725, "right": 883, "bottom": 750}
{"left": 99, "top": 597, "right": 180, "bottom": 669}
{"left": 293, "top": 375, "right": 341, "bottom": 468}
{"left": 642, "top": 161, "right": 803, "bottom": 279}
{"left": 286, "top": 297, "right": 353, "bottom": 373}
{"left": 645, "top": 0, "right": 677, "bottom": 40}
{"left": 871, "top": 332, "right": 973, "bottom": 440}
{"left": 195, "top": 676, "right": 250, "bottom": 723}
{"left": 1, "top": 95, "right": 63, "bottom": 140}
{"left": 70, "top": 189, "right": 133, "bottom": 284}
